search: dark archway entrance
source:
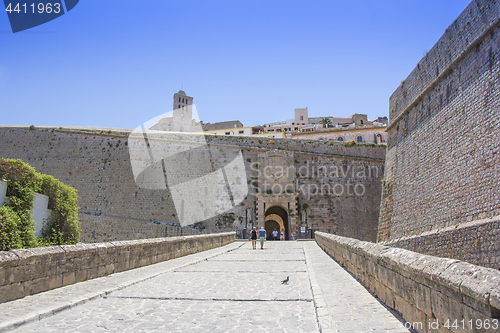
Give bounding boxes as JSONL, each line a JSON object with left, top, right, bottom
{"left": 265, "top": 220, "right": 280, "bottom": 240}
{"left": 265, "top": 206, "right": 289, "bottom": 240}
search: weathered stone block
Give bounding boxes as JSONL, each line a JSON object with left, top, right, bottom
{"left": 62, "top": 271, "right": 76, "bottom": 285}
{"left": 460, "top": 267, "right": 500, "bottom": 316}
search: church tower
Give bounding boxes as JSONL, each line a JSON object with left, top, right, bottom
{"left": 172, "top": 90, "right": 198, "bottom": 132}
{"left": 173, "top": 90, "right": 193, "bottom": 111}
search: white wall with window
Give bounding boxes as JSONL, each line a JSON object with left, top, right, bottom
{"left": 204, "top": 127, "right": 253, "bottom": 136}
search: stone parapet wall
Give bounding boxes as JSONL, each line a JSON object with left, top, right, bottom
{"left": 316, "top": 231, "right": 500, "bottom": 333}
{"left": 0, "top": 232, "right": 235, "bottom": 304}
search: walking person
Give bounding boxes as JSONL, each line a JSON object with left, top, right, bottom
{"left": 272, "top": 228, "right": 278, "bottom": 241}
{"left": 258, "top": 226, "right": 266, "bottom": 249}
{"left": 280, "top": 229, "right": 285, "bottom": 241}
{"left": 250, "top": 227, "right": 257, "bottom": 249}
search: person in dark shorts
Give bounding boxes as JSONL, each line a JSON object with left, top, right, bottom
{"left": 250, "top": 227, "right": 257, "bottom": 249}
{"left": 258, "top": 227, "right": 266, "bottom": 249}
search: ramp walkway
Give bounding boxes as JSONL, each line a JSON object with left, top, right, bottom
{"left": 0, "top": 241, "right": 409, "bottom": 332}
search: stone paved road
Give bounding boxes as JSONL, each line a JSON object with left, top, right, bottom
{"left": 2, "top": 241, "right": 409, "bottom": 333}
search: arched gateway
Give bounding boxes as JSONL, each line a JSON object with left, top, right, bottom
{"left": 255, "top": 193, "right": 298, "bottom": 240}
{"left": 265, "top": 209, "right": 287, "bottom": 240}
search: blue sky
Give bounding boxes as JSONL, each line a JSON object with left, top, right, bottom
{"left": 0, "top": 0, "right": 471, "bottom": 129}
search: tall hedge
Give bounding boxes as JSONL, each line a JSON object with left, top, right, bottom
{"left": 0, "top": 159, "right": 80, "bottom": 250}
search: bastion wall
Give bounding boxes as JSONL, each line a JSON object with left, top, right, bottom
{"left": 379, "top": 0, "right": 500, "bottom": 268}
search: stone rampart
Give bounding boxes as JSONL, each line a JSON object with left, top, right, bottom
{"left": 0, "top": 232, "right": 235, "bottom": 304}
{"left": 0, "top": 126, "right": 385, "bottom": 242}
{"left": 379, "top": 0, "right": 500, "bottom": 259}
{"left": 316, "top": 231, "right": 500, "bottom": 333}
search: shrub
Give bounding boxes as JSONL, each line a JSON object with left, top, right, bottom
{"left": 0, "top": 159, "right": 41, "bottom": 248}
{"left": 0, "top": 206, "right": 22, "bottom": 251}
{"left": 0, "top": 159, "right": 80, "bottom": 249}
{"left": 29, "top": 125, "right": 35, "bottom": 131}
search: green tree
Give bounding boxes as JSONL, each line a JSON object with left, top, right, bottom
{"left": 320, "top": 118, "right": 332, "bottom": 128}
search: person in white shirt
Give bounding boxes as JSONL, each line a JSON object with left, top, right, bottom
{"left": 272, "top": 228, "right": 278, "bottom": 241}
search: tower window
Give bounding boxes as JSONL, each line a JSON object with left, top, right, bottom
{"left": 300, "top": 116, "right": 303, "bottom": 120}
{"left": 178, "top": 97, "right": 180, "bottom": 102}
{"left": 360, "top": 120, "right": 364, "bottom": 125}
{"left": 356, "top": 135, "right": 363, "bottom": 143}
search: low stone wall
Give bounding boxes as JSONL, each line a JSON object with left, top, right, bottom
{"left": 0, "top": 232, "right": 235, "bottom": 304}
{"left": 316, "top": 232, "right": 500, "bottom": 333}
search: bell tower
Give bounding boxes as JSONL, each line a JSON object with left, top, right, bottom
{"left": 173, "top": 90, "right": 193, "bottom": 111}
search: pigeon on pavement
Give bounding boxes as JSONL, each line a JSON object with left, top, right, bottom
{"left": 281, "top": 276, "right": 289, "bottom": 284}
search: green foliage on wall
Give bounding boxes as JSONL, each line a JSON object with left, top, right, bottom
{"left": 0, "top": 206, "right": 22, "bottom": 251}
{"left": 342, "top": 140, "right": 357, "bottom": 147}
{"left": 0, "top": 159, "right": 80, "bottom": 250}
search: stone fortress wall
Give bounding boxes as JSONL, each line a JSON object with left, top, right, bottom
{"left": 0, "top": 126, "right": 386, "bottom": 243}
{"left": 379, "top": 0, "right": 500, "bottom": 268}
